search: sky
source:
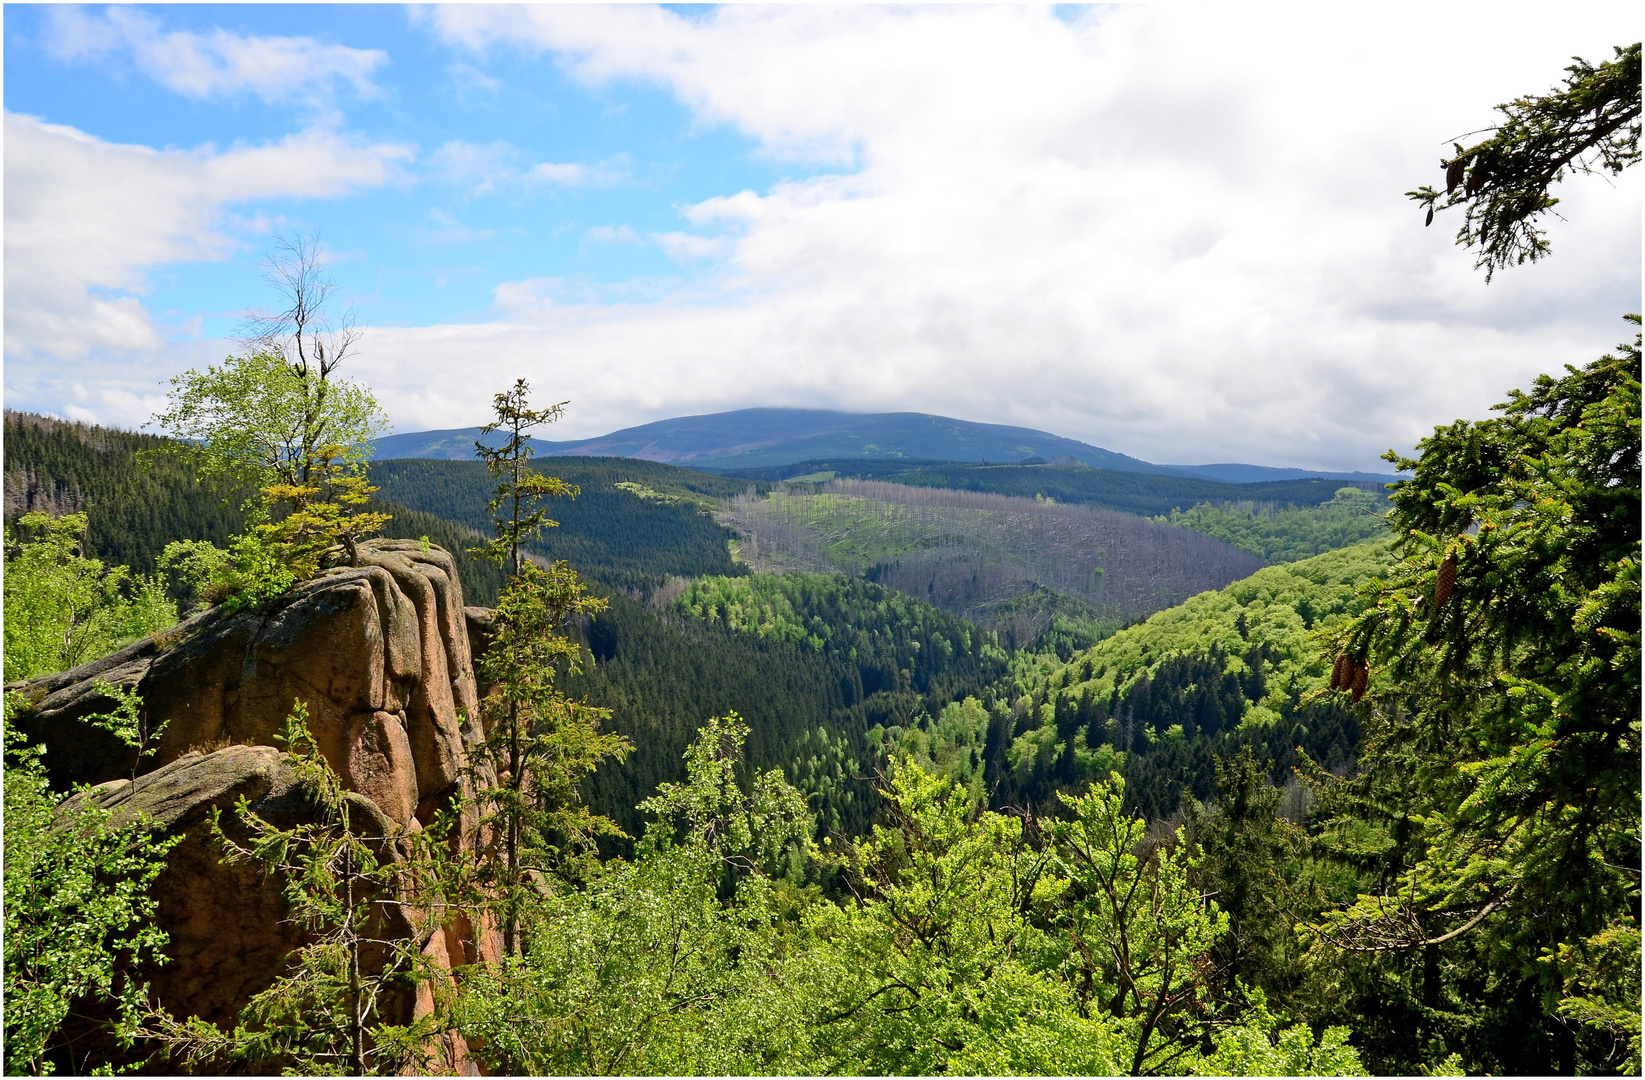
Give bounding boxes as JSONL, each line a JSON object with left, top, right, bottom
{"left": 3, "top": 3, "right": 1638, "bottom": 472}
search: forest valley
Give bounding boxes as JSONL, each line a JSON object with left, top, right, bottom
{"left": 3, "top": 44, "right": 1641, "bottom": 1078}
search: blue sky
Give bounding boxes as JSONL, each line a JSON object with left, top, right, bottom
{"left": 4, "top": 4, "right": 1637, "bottom": 470}
{"left": 5, "top": 4, "right": 827, "bottom": 334}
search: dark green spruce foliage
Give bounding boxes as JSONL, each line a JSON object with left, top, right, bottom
{"left": 369, "top": 457, "right": 753, "bottom": 593}
{"left": 3, "top": 411, "right": 248, "bottom": 574}
{"left": 1409, "top": 43, "right": 1640, "bottom": 279}
{"left": 1305, "top": 322, "right": 1641, "bottom": 1075}
{"left": 722, "top": 456, "right": 1383, "bottom": 518}
{"left": 566, "top": 573, "right": 1009, "bottom": 843}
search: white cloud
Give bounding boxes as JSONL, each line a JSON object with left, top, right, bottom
{"left": 430, "top": 140, "right": 626, "bottom": 194}
{"left": 394, "top": 4, "right": 1640, "bottom": 471}
{"left": 3, "top": 112, "right": 413, "bottom": 421}
{"left": 44, "top": 6, "right": 386, "bottom": 104}
{"left": 652, "top": 232, "right": 732, "bottom": 262}
{"left": 584, "top": 224, "right": 643, "bottom": 246}
{"left": 420, "top": 209, "right": 496, "bottom": 245}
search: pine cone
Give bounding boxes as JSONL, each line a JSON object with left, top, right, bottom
{"left": 1466, "top": 170, "right": 1483, "bottom": 196}
{"left": 1350, "top": 663, "right": 1369, "bottom": 703}
{"left": 1435, "top": 554, "right": 1458, "bottom": 608}
{"left": 1426, "top": 207, "right": 1435, "bottom": 227}
{"left": 1331, "top": 652, "right": 1350, "bottom": 691}
{"left": 1446, "top": 159, "right": 1466, "bottom": 194}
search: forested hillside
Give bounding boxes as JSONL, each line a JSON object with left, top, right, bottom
{"left": 3, "top": 411, "right": 248, "bottom": 573}
{"left": 369, "top": 457, "right": 755, "bottom": 593}
{"left": 721, "top": 457, "right": 1388, "bottom": 516}
{"left": 569, "top": 573, "right": 1009, "bottom": 841}
{"left": 1160, "top": 487, "right": 1388, "bottom": 561}
{"left": 862, "top": 541, "right": 1391, "bottom": 820}
{"left": 722, "top": 480, "right": 1264, "bottom": 633}
{"left": 1, "top": 411, "right": 514, "bottom": 607}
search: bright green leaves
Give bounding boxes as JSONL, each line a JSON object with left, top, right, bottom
{"left": 3, "top": 511, "right": 177, "bottom": 682}
{"left": 1163, "top": 486, "right": 1389, "bottom": 563}
{"left": 2, "top": 698, "right": 180, "bottom": 1075}
{"left": 157, "top": 532, "right": 296, "bottom": 615}
{"left": 149, "top": 341, "right": 391, "bottom": 584}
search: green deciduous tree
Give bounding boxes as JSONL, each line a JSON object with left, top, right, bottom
{"left": 454, "top": 713, "right": 811, "bottom": 1075}
{"left": 3, "top": 697, "right": 180, "bottom": 1075}
{"left": 150, "top": 235, "right": 390, "bottom": 579}
{"left": 3, "top": 511, "right": 175, "bottom": 681}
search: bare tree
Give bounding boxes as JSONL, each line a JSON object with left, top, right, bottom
{"left": 238, "top": 233, "right": 369, "bottom": 488}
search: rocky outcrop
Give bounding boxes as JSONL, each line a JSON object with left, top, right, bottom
{"left": 13, "top": 540, "right": 498, "bottom": 1072}
{"left": 14, "top": 539, "right": 485, "bottom": 830}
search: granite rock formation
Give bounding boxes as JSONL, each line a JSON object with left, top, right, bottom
{"left": 11, "top": 540, "right": 501, "bottom": 1073}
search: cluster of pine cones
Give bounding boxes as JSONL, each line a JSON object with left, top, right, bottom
{"left": 1331, "top": 653, "right": 1370, "bottom": 703}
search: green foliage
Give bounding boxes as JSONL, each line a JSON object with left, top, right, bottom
{"left": 724, "top": 456, "right": 1384, "bottom": 518}
{"left": 149, "top": 349, "right": 387, "bottom": 504}
{"left": 3, "top": 511, "right": 177, "bottom": 681}
{"left": 158, "top": 532, "right": 297, "bottom": 615}
{"left": 369, "top": 457, "right": 749, "bottom": 594}
{"left": 676, "top": 572, "right": 1007, "bottom": 673}
{"left": 255, "top": 446, "right": 392, "bottom": 577}
{"left": 453, "top": 719, "right": 1330, "bottom": 1077}
{"left": 638, "top": 571, "right": 1009, "bottom": 832}
{"left": 3, "top": 410, "right": 248, "bottom": 576}
{"left": 453, "top": 714, "right": 813, "bottom": 1075}
{"left": 1409, "top": 43, "right": 1641, "bottom": 279}
{"left": 1017, "top": 541, "right": 1390, "bottom": 725}
{"left": 81, "top": 680, "right": 168, "bottom": 783}
{"left": 3, "top": 697, "right": 180, "bottom": 1075}
{"left": 1305, "top": 322, "right": 1640, "bottom": 1073}
{"left": 472, "top": 378, "right": 578, "bottom": 575}
{"left": 466, "top": 561, "right": 631, "bottom": 953}
{"left": 1543, "top": 917, "right": 1642, "bottom": 1075}
{"left": 463, "top": 381, "right": 632, "bottom": 956}
{"left": 144, "top": 701, "right": 445, "bottom": 1076}
{"left": 1163, "top": 487, "right": 1388, "bottom": 562}
{"left": 726, "top": 481, "right": 1266, "bottom": 634}
{"left": 979, "top": 541, "right": 1387, "bottom": 816}
{"left": 1188, "top": 988, "right": 1364, "bottom": 1076}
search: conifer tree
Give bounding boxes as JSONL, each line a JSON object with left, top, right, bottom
{"left": 466, "top": 380, "right": 630, "bottom": 957}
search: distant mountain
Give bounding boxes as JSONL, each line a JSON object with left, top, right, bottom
{"left": 371, "top": 408, "right": 1395, "bottom": 485}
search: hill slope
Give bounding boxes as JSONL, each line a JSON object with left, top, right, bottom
{"left": 372, "top": 408, "right": 1395, "bottom": 484}
{"left": 724, "top": 458, "right": 1391, "bottom": 517}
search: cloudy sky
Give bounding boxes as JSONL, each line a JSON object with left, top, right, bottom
{"left": 4, "top": 4, "right": 1638, "bottom": 471}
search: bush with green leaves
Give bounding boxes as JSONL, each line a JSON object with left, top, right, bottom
{"left": 3, "top": 511, "right": 176, "bottom": 682}
{"left": 2, "top": 696, "right": 180, "bottom": 1075}
{"left": 157, "top": 532, "right": 297, "bottom": 615}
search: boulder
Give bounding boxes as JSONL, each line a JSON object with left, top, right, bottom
{"left": 11, "top": 540, "right": 484, "bottom": 829}
{"left": 13, "top": 540, "right": 499, "bottom": 1072}
{"left": 61, "top": 745, "right": 486, "bottom": 1073}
